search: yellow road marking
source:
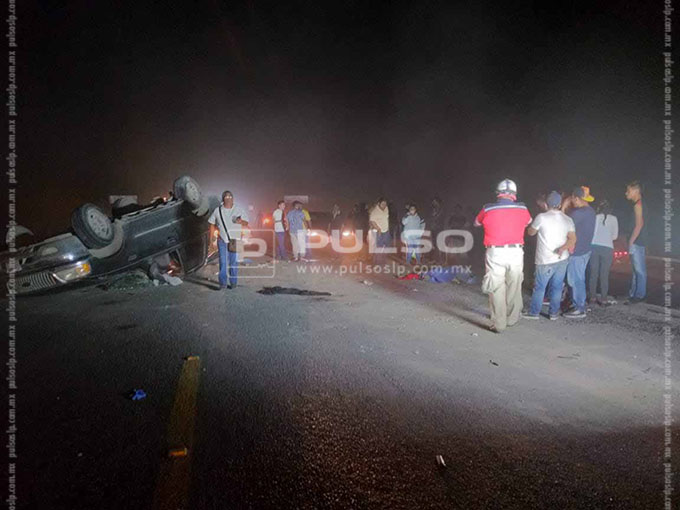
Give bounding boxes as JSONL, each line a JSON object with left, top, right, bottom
{"left": 152, "top": 356, "right": 201, "bottom": 510}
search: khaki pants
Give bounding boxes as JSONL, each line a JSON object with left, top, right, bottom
{"left": 482, "top": 246, "right": 524, "bottom": 331}
{"left": 290, "top": 231, "right": 305, "bottom": 259}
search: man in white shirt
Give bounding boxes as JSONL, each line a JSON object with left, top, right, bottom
{"left": 272, "top": 200, "right": 288, "bottom": 261}
{"left": 524, "top": 191, "right": 576, "bottom": 320}
{"left": 369, "top": 198, "right": 390, "bottom": 264}
{"left": 208, "top": 190, "right": 249, "bottom": 289}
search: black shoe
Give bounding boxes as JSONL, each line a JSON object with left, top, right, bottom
{"left": 226, "top": 284, "right": 234, "bottom": 290}
{"left": 624, "top": 297, "right": 644, "bottom": 305}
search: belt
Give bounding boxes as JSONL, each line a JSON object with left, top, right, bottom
{"left": 488, "top": 244, "right": 523, "bottom": 248}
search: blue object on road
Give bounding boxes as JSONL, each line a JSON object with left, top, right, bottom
{"left": 427, "top": 266, "right": 477, "bottom": 284}
{"left": 130, "top": 389, "right": 147, "bottom": 401}
{"left": 428, "top": 266, "right": 457, "bottom": 283}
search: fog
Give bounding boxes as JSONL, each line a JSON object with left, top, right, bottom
{"left": 12, "top": 1, "right": 672, "bottom": 253}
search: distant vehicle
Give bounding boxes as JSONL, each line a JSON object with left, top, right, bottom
{"left": 613, "top": 238, "right": 629, "bottom": 262}
{"left": 256, "top": 212, "right": 273, "bottom": 229}
{"left": 2, "top": 176, "right": 217, "bottom": 295}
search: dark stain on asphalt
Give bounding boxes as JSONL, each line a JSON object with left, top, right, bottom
{"left": 258, "top": 286, "right": 331, "bottom": 296}
{"left": 116, "top": 324, "right": 138, "bottom": 331}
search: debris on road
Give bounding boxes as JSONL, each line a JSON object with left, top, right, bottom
{"left": 362, "top": 279, "right": 373, "bottom": 286}
{"left": 557, "top": 352, "right": 581, "bottom": 360}
{"left": 168, "top": 447, "right": 188, "bottom": 458}
{"left": 398, "top": 273, "right": 422, "bottom": 281}
{"left": 425, "top": 266, "right": 458, "bottom": 283}
{"left": 149, "top": 253, "right": 184, "bottom": 286}
{"left": 420, "top": 266, "right": 479, "bottom": 284}
{"left": 128, "top": 389, "right": 147, "bottom": 401}
{"left": 159, "top": 273, "right": 183, "bottom": 286}
{"left": 100, "top": 270, "right": 152, "bottom": 290}
{"left": 101, "top": 264, "right": 185, "bottom": 290}
{"left": 489, "top": 360, "right": 499, "bottom": 366}
{"left": 257, "top": 286, "right": 331, "bottom": 296}
{"left": 436, "top": 455, "right": 447, "bottom": 468}
{"left": 471, "top": 333, "right": 479, "bottom": 337}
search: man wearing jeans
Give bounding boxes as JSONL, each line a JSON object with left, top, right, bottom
{"left": 564, "top": 186, "right": 596, "bottom": 318}
{"left": 625, "top": 181, "right": 647, "bottom": 303}
{"left": 523, "top": 191, "right": 576, "bottom": 320}
{"left": 208, "top": 190, "right": 249, "bottom": 289}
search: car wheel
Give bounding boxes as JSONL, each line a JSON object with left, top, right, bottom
{"left": 71, "top": 203, "right": 114, "bottom": 249}
{"left": 173, "top": 176, "right": 203, "bottom": 208}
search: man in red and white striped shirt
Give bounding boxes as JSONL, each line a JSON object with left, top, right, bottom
{"left": 474, "top": 179, "right": 532, "bottom": 332}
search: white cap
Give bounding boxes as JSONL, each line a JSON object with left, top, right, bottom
{"left": 496, "top": 178, "right": 517, "bottom": 195}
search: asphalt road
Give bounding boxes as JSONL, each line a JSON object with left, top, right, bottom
{"left": 9, "top": 253, "right": 679, "bottom": 509}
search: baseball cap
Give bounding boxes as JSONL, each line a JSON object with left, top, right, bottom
{"left": 572, "top": 185, "right": 595, "bottom": 202}
{"left": 546, "top": 191, "right": 562, "bottom": 208}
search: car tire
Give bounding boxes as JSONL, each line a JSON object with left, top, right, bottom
{"left": 71, "top": 203, "right": 115, "bottom": 249}
{"left": 173, "top": 176, "right": 203, "bottom": 209}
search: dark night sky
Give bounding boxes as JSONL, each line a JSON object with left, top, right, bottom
{"left": 15, "top": 1, "right": 672, "bottom": 251}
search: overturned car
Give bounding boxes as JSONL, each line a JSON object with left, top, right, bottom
{"left": 3, "top": 176, "right": 217, "bottom": 295}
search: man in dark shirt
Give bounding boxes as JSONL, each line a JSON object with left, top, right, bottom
{"left": 428, "top": 197, "right": 445, "bottom": 262}
{"left": 625, "top": 181, "right": 647, "bottom": 303}
{"left": 563, "top": 186, "right": 596, "bottom": 317}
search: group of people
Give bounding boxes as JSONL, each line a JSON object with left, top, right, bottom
{"left": 344, "top": 198, "right": 478, "bottom": 265}
{"left": 273, "top": 200, "right": 314, "bottom": 262}
{"left": 475, "top": 179, "right": 647, "bottom": 332}
{"left": 209, "top": 193, "right": 320, "bottom": 290}
{"left": 207, "top": 182, "right": 648, "bottom": 331}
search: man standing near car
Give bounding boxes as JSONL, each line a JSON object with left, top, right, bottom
{"left": 562, "top": 186, "right": 596, "bottom": 318}
{"left": 474, "top": 179, "right": 532, "bottom": 333}
{"left": 209, "top": 190, "right": 249, "bottom": 289}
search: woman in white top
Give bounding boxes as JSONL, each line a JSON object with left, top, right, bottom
{"left": 589, "top": 199, "right": 618, "bottom": 305}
